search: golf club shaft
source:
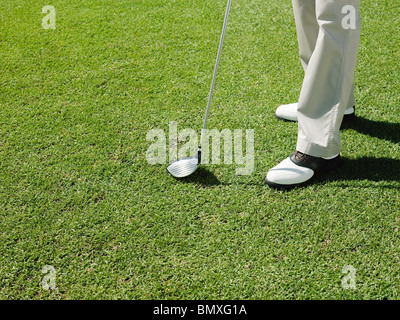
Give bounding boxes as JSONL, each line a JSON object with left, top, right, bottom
{"left": 199, "top": 0, "right": 232, "bottom": 148}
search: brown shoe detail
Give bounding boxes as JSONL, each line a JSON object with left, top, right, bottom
{"left": 290, "top": 151, "right": 342, "bottom": 172}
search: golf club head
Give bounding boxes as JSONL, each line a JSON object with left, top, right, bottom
{"left": 167, "top": 156, "right": 199, "bottom": 178}
{"left": 167, "top": 148, "right": 201, "bottom": 178}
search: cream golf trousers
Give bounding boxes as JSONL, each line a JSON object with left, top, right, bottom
{"left": 293, "top": 0, "right": 361, "bottom": 158}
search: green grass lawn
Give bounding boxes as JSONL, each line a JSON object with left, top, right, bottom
{"left": 0, "top": 0, "right": 399, "bottom": 299}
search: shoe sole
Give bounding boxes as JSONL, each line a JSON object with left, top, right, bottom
{"left": 264, "top": 177, "right": 312, "bottom": 190}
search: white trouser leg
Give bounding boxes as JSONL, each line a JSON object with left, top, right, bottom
{"left": 294, "top": 0, "right": 360, "bottom": 157}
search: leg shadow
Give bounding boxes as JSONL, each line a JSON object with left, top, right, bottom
{"left": 342, "top": 116, "right": 400, "bottom": 144}
{"left": 316, "top": 157, "right": 400, "bottom": 185}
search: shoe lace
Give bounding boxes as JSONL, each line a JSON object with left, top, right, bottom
{"left": 294, "top": 151, "right": 310, "bottom": 162}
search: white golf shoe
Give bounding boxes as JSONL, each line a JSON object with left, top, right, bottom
{"left": 265, "top": 151, "right": 342, "bottom": 189}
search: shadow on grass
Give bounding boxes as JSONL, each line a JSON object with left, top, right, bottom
{"left": 329, "top": 116, "right": 400, "bottom": 186}
{"left": 174, "top": 167, "right": 222, "bottom": 186}
{"left": 172, "top": 157, "right": 400, "bottom": 188}
{"left": 342, "top": 116, "right": 400, "bottom": 144}
{"left": 316, "top": 157, "right": 400, "bottom": 185}
{"left": 172, "top": 167, "right": 265, "bottom": 187}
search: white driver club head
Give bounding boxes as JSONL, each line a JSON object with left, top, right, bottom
{"left": 166, "top": 156, "right": 199, "bottom": 178}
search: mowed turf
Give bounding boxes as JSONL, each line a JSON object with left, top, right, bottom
{"left": 0, "top": 0, "right": 399, "bottom": 299}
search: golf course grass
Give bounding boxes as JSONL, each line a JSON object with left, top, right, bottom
{"left": 1, "top": 0, "right": 399, "bottom": 299}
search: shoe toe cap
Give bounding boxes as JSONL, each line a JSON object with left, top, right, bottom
{"left": 275, "top": 103, "right": 298, "bottom": 122}
{"left": 266, "top": 157, "right": 314, "bottom": 186}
